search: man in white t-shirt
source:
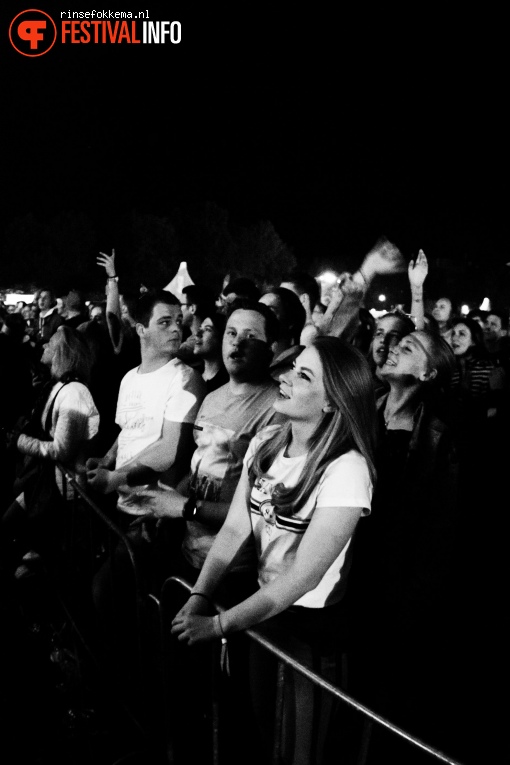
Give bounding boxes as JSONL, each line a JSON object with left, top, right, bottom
{"left": 86, "top": 289, "right": 206, "bottom": 516}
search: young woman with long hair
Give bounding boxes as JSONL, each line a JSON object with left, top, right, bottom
{"left": 171, "top": 336, "right": 377, "bottom": 764}
{"left": 2, "top": 327, "right": 99, "bottom": 577}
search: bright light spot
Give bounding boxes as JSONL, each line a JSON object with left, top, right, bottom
{"left": 460, "top": 304, "right": 470, "bottom": 315}
{"left": 2, "top": 292, "right": 35, "bottom": 305}
{"left": 317, "top": 270, "right": 338, "bottom": 285}
{"left": 378, "top": 294, "right": 386, "bottom": 302}
{"left": 480, "top": 297, "right": 491, "bottom": 311}
{"left": 370, "top": 308, "right": 387, "bottom": 318}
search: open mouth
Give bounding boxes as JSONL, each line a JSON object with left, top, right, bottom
{"left": 279, "top": 386, "right": 291, "bottom": 399}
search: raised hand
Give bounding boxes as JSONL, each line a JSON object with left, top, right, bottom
{"left": 97, "top": 249, "right": 116, "bottom": 278}
{"left": 363, "top": 238, "right": 406, "bottom": 278}
{"left": 408, "top": 249, "right": 428, "bottom": 290}
{"left": 319, "top": 274, "right": 364, "bottom": 340}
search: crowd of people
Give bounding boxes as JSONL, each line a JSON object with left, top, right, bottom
{"left": 0, "top": 240, "right": 508, "bottom": 764}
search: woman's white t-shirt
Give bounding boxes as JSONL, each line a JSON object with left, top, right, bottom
{"left": 244, "top": 429, "right": 372, "bottom": 608}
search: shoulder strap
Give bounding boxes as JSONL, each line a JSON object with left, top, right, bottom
{"left": 42, "top": 380, "right": 75, "bottom": 436}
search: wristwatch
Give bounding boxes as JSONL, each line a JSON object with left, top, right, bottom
{"left": 182, "top": 492, "right": 199, "bottom": 520}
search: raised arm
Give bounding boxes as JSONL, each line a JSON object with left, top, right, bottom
{"left": 317, "top": 274, "right": 364, "bottom": 341}
{"left": 408, "top": 249, "right": 428, "bottom": 330}
{"left": 97, "top": 249, "right": 124, "bottom": 354}
{"left": 352, "top": 237, "right": 406, "bottom": 293}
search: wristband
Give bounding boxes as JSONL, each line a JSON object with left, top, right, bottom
{"left": 213, "top": 613, "right": 226, "bottom": 639}
{"left": 107, "top": 276, "right": 118, "bottom": 282}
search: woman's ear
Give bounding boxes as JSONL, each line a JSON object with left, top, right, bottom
{"left": 420, "top": 367, "right": 437, "bottom": 383}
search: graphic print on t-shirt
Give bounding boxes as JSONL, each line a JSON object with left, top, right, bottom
{"left": 250, "top": 476, "right": 310, "bottom": 539}
{"left": 189, "top": 421, "right": 236, "bottom": 502}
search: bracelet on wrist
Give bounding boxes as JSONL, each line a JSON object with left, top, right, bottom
{"left": 214, "top": 613, "right": 226, "bottom": 639}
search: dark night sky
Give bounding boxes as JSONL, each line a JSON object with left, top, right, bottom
{"left": 2, "top": 8, "right": 509, "bottom": 296}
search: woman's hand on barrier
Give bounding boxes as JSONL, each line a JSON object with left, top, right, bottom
{"left": 171, "top": 612, "right": 218, "bottom": 645}
{"left": 174, "top": 595, "right": 212, "bottom": 624}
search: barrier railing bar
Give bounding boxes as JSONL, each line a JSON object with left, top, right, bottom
{"left": 167, "top": 576, "right": 465, "bottom": 765}
{"left": 55, "top": 465, "right": 148, "bottom": 717}
{"left": 57, "top": 465, "right": 141, "bottom": 585}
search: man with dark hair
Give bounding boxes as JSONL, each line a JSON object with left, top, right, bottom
{"left": 280, "top": 270, "right": 321, "bottom": 327}
{"left": 179, "top": 285, "right": 216, "bottom": 357}
{"left": 218, "top": 277, "right": 261, "bottom": 313}
{"left": 181, "top": 285, "right": 215, "bottom": 334}
{"left": 36, "top": 288, "right": 64, "bottom": 344}
{"left": 87, "top": 289, "right": 205, "bottom": 516}
{"left": 483, "top": 309, "right": 509, "bottom": 365}
{"left": 63, "top": 288, "right": 89, "bottom": 329}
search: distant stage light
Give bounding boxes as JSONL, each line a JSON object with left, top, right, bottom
{"left": 460, "top": 304, "right": 470, "bottom": 315}
{"left": 378, "top": 294, "right": 386, "bottom": 302}
{"left": 317, "top": 270, "right": 338, "bottom": 285}
{"left": 479, "top": 297, "right": 491, "bottom": 311}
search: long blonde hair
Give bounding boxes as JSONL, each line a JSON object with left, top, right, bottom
{"left": 51, "top": 326, "right": 92, "bottom": 384}
{"left": 249, "top": 336, "right": 377, "bottom": 515}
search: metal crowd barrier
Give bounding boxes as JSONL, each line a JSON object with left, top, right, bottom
{"left": 55, "top": 464, "right": 152, "bottom": 740}
{"left": 51, "top": 470, "right": 466, "bottom": 765}
{"left": 159, "top": 576, "right": 467, "bottom": 765}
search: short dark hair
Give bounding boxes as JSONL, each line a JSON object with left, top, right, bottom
{"left": 223, "top": 277, "right": 261, "bottom": 302}
{"left": 182, "top": 285, "right": 216, "bottom": 321}
{"left": 281, "top": 270, "right": 320, "bottom": 309}
{"left": 205, "top": 311, "right": 227, "bottom": 337}
{"left": 39, "top": 287, "right": 57, "bottom": 305}
{"left": 451, "top": 316, "right": 484, "bottom": 349}
{"left": 486, "top": 309, "right": 508, "bottom": 329}
{"left": 266, "top": 287, "right": 306, "bottom": 345}
{"left": 131, "top": 290, "right": 180, "bottom": 327}
{"left": 226, "top": 299, "right": 280, "bottom": 346}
